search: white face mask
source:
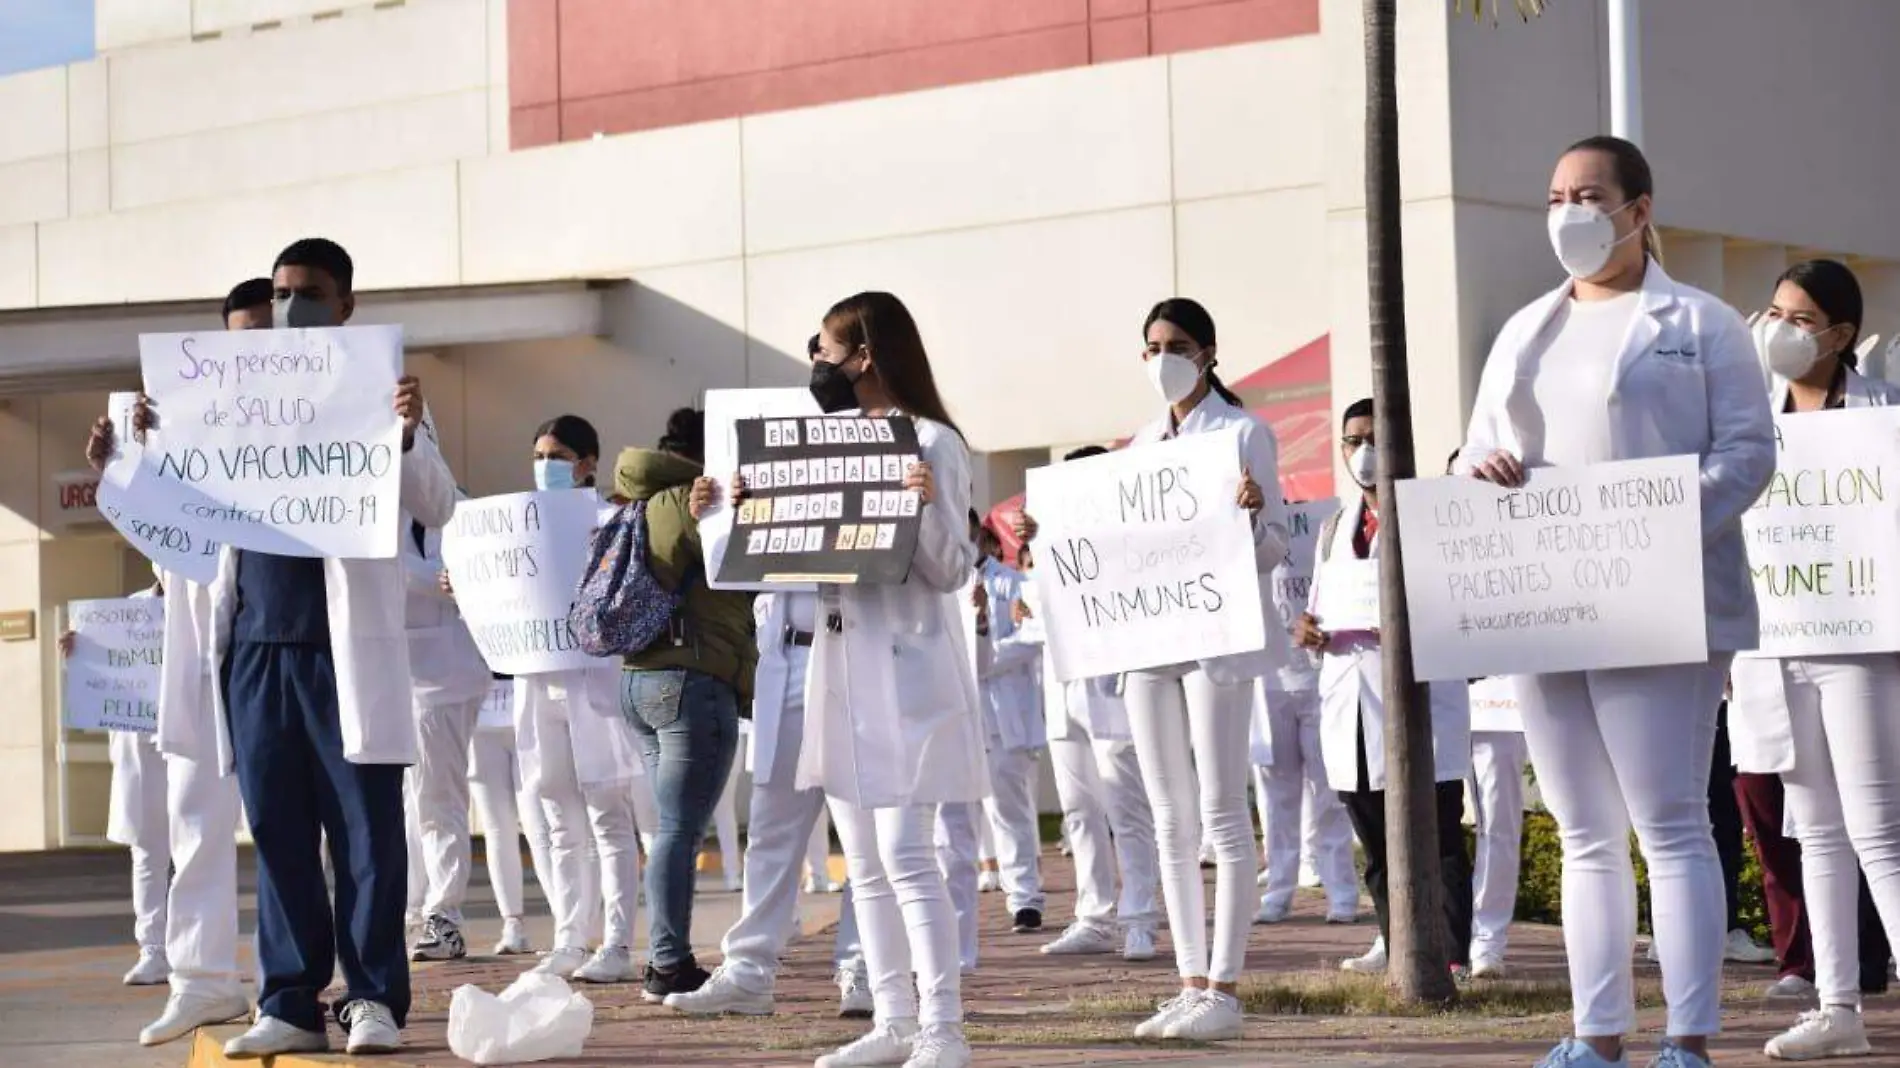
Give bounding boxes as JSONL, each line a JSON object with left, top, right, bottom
{"left": 1146, "top": 352, "right": 1204, "bottom": 406}
{"left": 1758, "top": 317, "right": 1828, "bottom": 380}
{"left": 1547, "top": 201, "right": 1641, "bottom": 280}
{"left": 1348, "top": 443, "right": 1377, "bottom": 489}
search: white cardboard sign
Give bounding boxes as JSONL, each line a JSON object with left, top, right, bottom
{"left": 1394, "top": 455, "right": 1706, "bottom": 681}
{"left": 476, "top": 678, "right": 515, "bottom": 731}
{"left": 701, "top": 388, "right": 820, "bottom": 593}
{"left": 1024, "top": 429, "right": 1265, "bottom": 682}
{"left": 1741, "top": 407, "right": 1900, "bottom": 657}
{"left": 439, "top": 490, "right": 600, "bottom": 675}
{"left": 135, "top": 326, "right": 405, "bottom": 559}
{"left": 1272, "top": 499, "right": 1337, "bottom": 629}
{"left": 1313, "top": 557, "right": 1381, "bottom": 633}
{"left": 62, "top": 597, "right": 164, "bottom": 733}
{"left": 1467, "top": 675, "right": 1524, "bottom": 733}
{"left": 95, "top": 391, "right": 224, "bottom": 584}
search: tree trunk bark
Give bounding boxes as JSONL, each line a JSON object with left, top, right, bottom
{"left": 1362, "top": 0, "right": 1455, "bottom": 1005}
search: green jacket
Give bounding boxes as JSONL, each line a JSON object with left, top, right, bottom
{"left": 613, "top": 447, "right": 756, "bottom": 701}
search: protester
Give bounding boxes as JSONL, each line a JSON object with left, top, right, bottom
{"left": 465, "top": 671, "right": 552, "bottom": 956}
{"left": 1727, "top": 259, "right": 1900, "bottom": 1060}
{"left": 1457, "top": 137, "right": 1775, "bottom": 1068}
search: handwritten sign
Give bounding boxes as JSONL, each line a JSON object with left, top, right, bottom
{"left": 701, "top": 389, "right": 820, "bottom": 592}
{"left": 716, "top": 416, "right": 925, "bottom": 585}
{"left": 1394, "top": 455, "right": 1706, "bottom": 681}
{"left": 1272, "top": 499, "right": 1337, "bottom": 627}
{"left": 1467, "top": 676, "right": 1523, "bottom": 733}
{"left": 1024, "top": 428, "right": 1265, "bottom": 682}
{"left": 63, "top": 597, "right": 164, "bottom": 733}
{"left": 1314, "top": 557, "right": 1380, "bottom": 633}
{"left": 96, "top": 391, "right": 223, "bottom": 583}
{"left": 135, "top": 326, "right": 404, "bottom": 559}
{"left": 477, "top": 678, "right": 515, "bottom": 731}
{"left": 1741, "top": 407, "right": 1900, "bottom": 657}
{"left": 440, "top": 490, "right": 598, "bottom": 675}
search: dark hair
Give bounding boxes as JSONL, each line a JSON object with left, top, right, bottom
{"left": 1562, "top": 135, "right": 1657, "bottom": 259}
{"left": 1342, "top": 397, "right": 1374, "bottom": 428}
{"left": 1777, "top": 259, "right": 1863, "bottom": 368}
{"left": 221, "top": 277, "right": 273, "bottom": 322}
{"left": 1064, "top": 445, "right": 1109, "bottom": 462}
{"left": 1143, "top": 298, "right": 1243, "bottom": 406}
{"left": 1446, "top": 448, "right": 1462, "bottom": 475}
{"left": 273, "top": 237, "right": 355, "bottom": 295}
{"left": 806, "top": 333, "right": 822, "bottom": 359}
{"left": 657, "top": 407, "right": 705, "bottom": 463}
{"left": 533, "top": 414, "right": 600, "bottom": 462}
{"left": 824, "top": 292, "right": 963, "bottom": 437}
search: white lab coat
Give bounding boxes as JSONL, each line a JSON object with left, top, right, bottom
{"left": 975, "top": 558, "right": 1045, "bottom": 752}
{"left": 400, "top": 504, "right": 492, "bottom": 709}
{"left": 1311, "top": 494, "right": 1470, "bottom": 792}
{"left": 748, "top": 590, "right": 813, "bottom": 785}
{"left": 1127, "top": 391, "right": 1294, "bottom": 684}
{"left": 107, "top": 589, "right": 168, "bottom": 846}
{"left": 1007, "top": 576, "right": 1130, "bottom": 743}
{"left": 1729, "top": 364, "right": 1900, "bottom": 774}
{"left": 515, "top": 664, "right": 641, "bottom": 794}
{"left": 1455, "top": 261, "right": 1777, "bottom": 654}
{"left": 796, "top": 413, "right": 990, "bottom": 810}
{"left": 157, "top": 430, "right": 457, "bottom": 772}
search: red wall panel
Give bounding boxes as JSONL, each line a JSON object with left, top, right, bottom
{"left": 510, "top": 0, "right": 1316, "bottom": 149}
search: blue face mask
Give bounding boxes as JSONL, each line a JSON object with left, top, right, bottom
{"left": 534, "top": 458, "right": 576, "bottom": 491}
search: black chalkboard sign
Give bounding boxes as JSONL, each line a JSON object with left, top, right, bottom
{"left": 715, "top": 415, "right": 925, "bottom": 585}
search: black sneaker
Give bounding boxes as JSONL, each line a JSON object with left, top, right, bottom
{"left": 641, "top": 960, "right": 711, "bottom": 1004}
{"left": 1012, "top": 908, "right": 1043, "bottom": 934}
{"left": 410, "top": 914, "right": 467, "bottom": 962}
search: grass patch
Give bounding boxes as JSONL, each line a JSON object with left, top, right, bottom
{"left": 1077, "top": 970, "right": 1667, "bottom": 1020}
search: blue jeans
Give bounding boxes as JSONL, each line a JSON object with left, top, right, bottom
{"left": 621, "top": 668, "right": 741, "bottom": 970}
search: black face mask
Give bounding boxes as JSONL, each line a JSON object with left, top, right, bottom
{"left": 809, "top": 360, "right": 861, "bottom": 414}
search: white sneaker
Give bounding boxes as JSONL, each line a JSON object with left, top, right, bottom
{"left": 806, "top": 876, "right": 844, "bottom": 894}
{"left": 123, "top": 947, "right": 170, "bottom": 986}
{"left": 1254, "top": 897, "right": 1291, "bottom": 925}
{"left": 1728, "top": 927, "right": 1778, "bottom": 964}
{"left": 572, "top": 945, "right": 637, "bottom": 984}
{"left": 1199, "top": 841, "right": 1218, "bottom": 867}
{"left": 1299, "top": 862, "right": 1323, "bottom": 888}
{"left": 837, "top": 966, "right": 874, "bottom": 1019}
{"left": 495, "top": 917, "right": 531, "bottom": 956}
{"left": 1163, "top": 988, "right": 1244, "bottom": 1041}
{"left": 140, "top": 989, "right": 251, "bottom": 1046}
{"left": 224, "top": 1016, "right": 329, "bottom": 1059}
{"left": 1040, "top": 922, "right": 1118, "bottom": 956}
{"left": 815, "top": 1019, "right": 919, "bottom": 1067}
{"left": 1256, "top": 867, "right": 1272, "bottom": 887}
{"left": 533, "top": 945, "right": 590, "bottom": 978}
{"left": 666, "top": 966, "right": 774, "bottom": 1016}
{"left": 1766, "top": 1006, "right": 1873, "bottom": 1061}
{"left": 341, "top": 1000, "right": 401, "bottom": 1056}
{"left": 904, "top": 1023, "right": 972, "bottom": 1068}
{"left": 1470, "top": 954, "right": 1507, "bottom": 980}
{"left": 1123, "top": 926, "right": 1157, "bottom": 963}
{"left": 724, "top": 873, "right": 744, "bottom": 893}
{"left": 1341, "top": 936, "right": 1388, "bottom": 974}
{"left": 1133, "top": 991, "right": 1200, "bottom": 1039}
{"left": 1325, "top": 904, "right": 1359, "bottom": 925}
{"left": 976, "top": 870, "right": 1000, "bottom": 894}
{"left": 1767, "top": 975, "right": 1821, "bottom": 1001}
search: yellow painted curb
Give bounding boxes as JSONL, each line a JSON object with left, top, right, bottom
{"left": 186, "top": 1028, "right": 427, "bottom": 1068}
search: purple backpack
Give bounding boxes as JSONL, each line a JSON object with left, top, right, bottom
{"left": 568, "top": 500, "right": 687, "bottom": 658}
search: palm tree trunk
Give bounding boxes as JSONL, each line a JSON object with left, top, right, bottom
{"left": 1363, "top": 0, "right": 1454, "bottom": 1005}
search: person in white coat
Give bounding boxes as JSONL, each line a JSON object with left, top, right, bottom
{"left": 969, "top": 517, "right": 1048, "bottom": 935}
{"left": 1015, "top": 297, "right": 1291, "bottom": 1043}
{"left": 787, "top": 292, "right": 987, "bottom": 1068}
{"left": 1728, "top": 259, "right": 1900, "bottom": 1061}
{"left": 1457, "top": 137, "right": 1775, "bottom": 1068}
{"left": 1465, "top": 674, "right": 1528, "bottom": 979}
{"left": 466, "top": 673, "right": 554, "bottom": 955}
{"left": 1301, "top": 399, "right": 1473, "bottom": 978}
{"left": 151, "top": 238, "right": 457, "bottom": 1058}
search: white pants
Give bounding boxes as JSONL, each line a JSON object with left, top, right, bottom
{"left": 412, "top": 696, "right": 483, "bottom": 922}
{"left": 983, "top": 745, "right": 1046, "bottom": 914}
{"left": 934, "top": 801, "right": 981, "bottom": 971}
{"left": 535, "top": 708, "right": 640, "bottom": 951}
{"left": 977, "top": 809, "right": 995, "bottom": 865}
{"left": 469, "top": 727, "right": 554, "bottom": 921}
{"left": 1467, "top": 731, "right": 1527, "bottom": 962}
{"left": 109, "top": 732, "right": 171, "bottom": 952}
{"left": 806, "top": 806, "right": 834, "bottom": 885}
{"left": 1049, "top": 722, "right": 1161, "bottom": 930}
{"left": 1517, "top": 657, "right": 1730, "bottom": 1038}
{"left": 834, "top": 799, "right": 962, "bottom": 1026}
{"left": 1124, "top": 665, "right": 1258, "bottom": 983}
{"left": 164, "top": 754, "right": 242, "bottom": 998}
{"left": 1254, "top": 689, "right": 1357, "bottom": 914}
{"left": 1774, "top": 655, "right": 1900, "bottom": 1009}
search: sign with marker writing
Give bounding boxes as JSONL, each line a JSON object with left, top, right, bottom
{"left": 477, "top": 678, "right": 515, "bottom": 731}
{"left": 440, "top": 490, "right": 598, "bottom": 675}
{"left": 135, "top": 327, "right": 404, "bottom": 559}
{"left": 1271, "top": 499, "right": 1337, "bottom": 628}
{"left": 1024, "top": 428, "right": 1265, "bottom": 682}
{"left": 1394, "top": 455, "right": 1705, "bottom": 681}
{"left": 1741, "top": 407, "right": 1900, "bottom": 658}
{"left": 1314, "top": 557, "right": 1381, "bottom": 633}
{"left": 716, "top": 415, "right": 925, "bottom": 585}
{"left": 701, "top": 389, "right": 820, "bottom": 593}
{"left": 1467, "top": 676, "right": 1523, "bottom": 733}
{"left": 63, "top": 597, "right": 164, "bottom": 733}
{"left": 96, "top": 390, "right": 223, "bottom": 584}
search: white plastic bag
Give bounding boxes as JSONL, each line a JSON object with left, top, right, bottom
{"left": 447, "top": 972, "right": 594, "bottom": 1065}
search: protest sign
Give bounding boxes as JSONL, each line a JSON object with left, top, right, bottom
{"left": 1271, "top": 499, "right": 1337, "bottom": 627}
{"left": 1467, "top": 676, "right": 1523, "bottom": 733}
{"left": 1024, "top": 428, "right": 1265, "bottom": 682}
{"left": 701, "top": 389, "right": 820, "bottom": 592}
{"left": 715, "top": 416, "right": 925, "bottom": 585}
{"left": 1395, "top": 455, "right": 1705, "bottom": 681}
{"left": 135, "top": 326, "right": 404, "bottom": 559}
{"left": 63, "top": 597, "right": 164, "bottom": 733}
{"left": 1741, "top": 407, "right": 1900, "bottom": 658}
{"left": 440, "top": 490, "right": 598, "bottom": 675}
{"left": 95, "top": 391, "right": 223, "bottom": 584}
{"left": 477, "top": 678, "right": 515, "bottom": 731}
{"left": 1314, "top": 556, "right": 1381, "bottom": 633}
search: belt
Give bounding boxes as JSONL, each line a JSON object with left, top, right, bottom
{"left": 784, "top": 626, "right": 815, "bottom": 648}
